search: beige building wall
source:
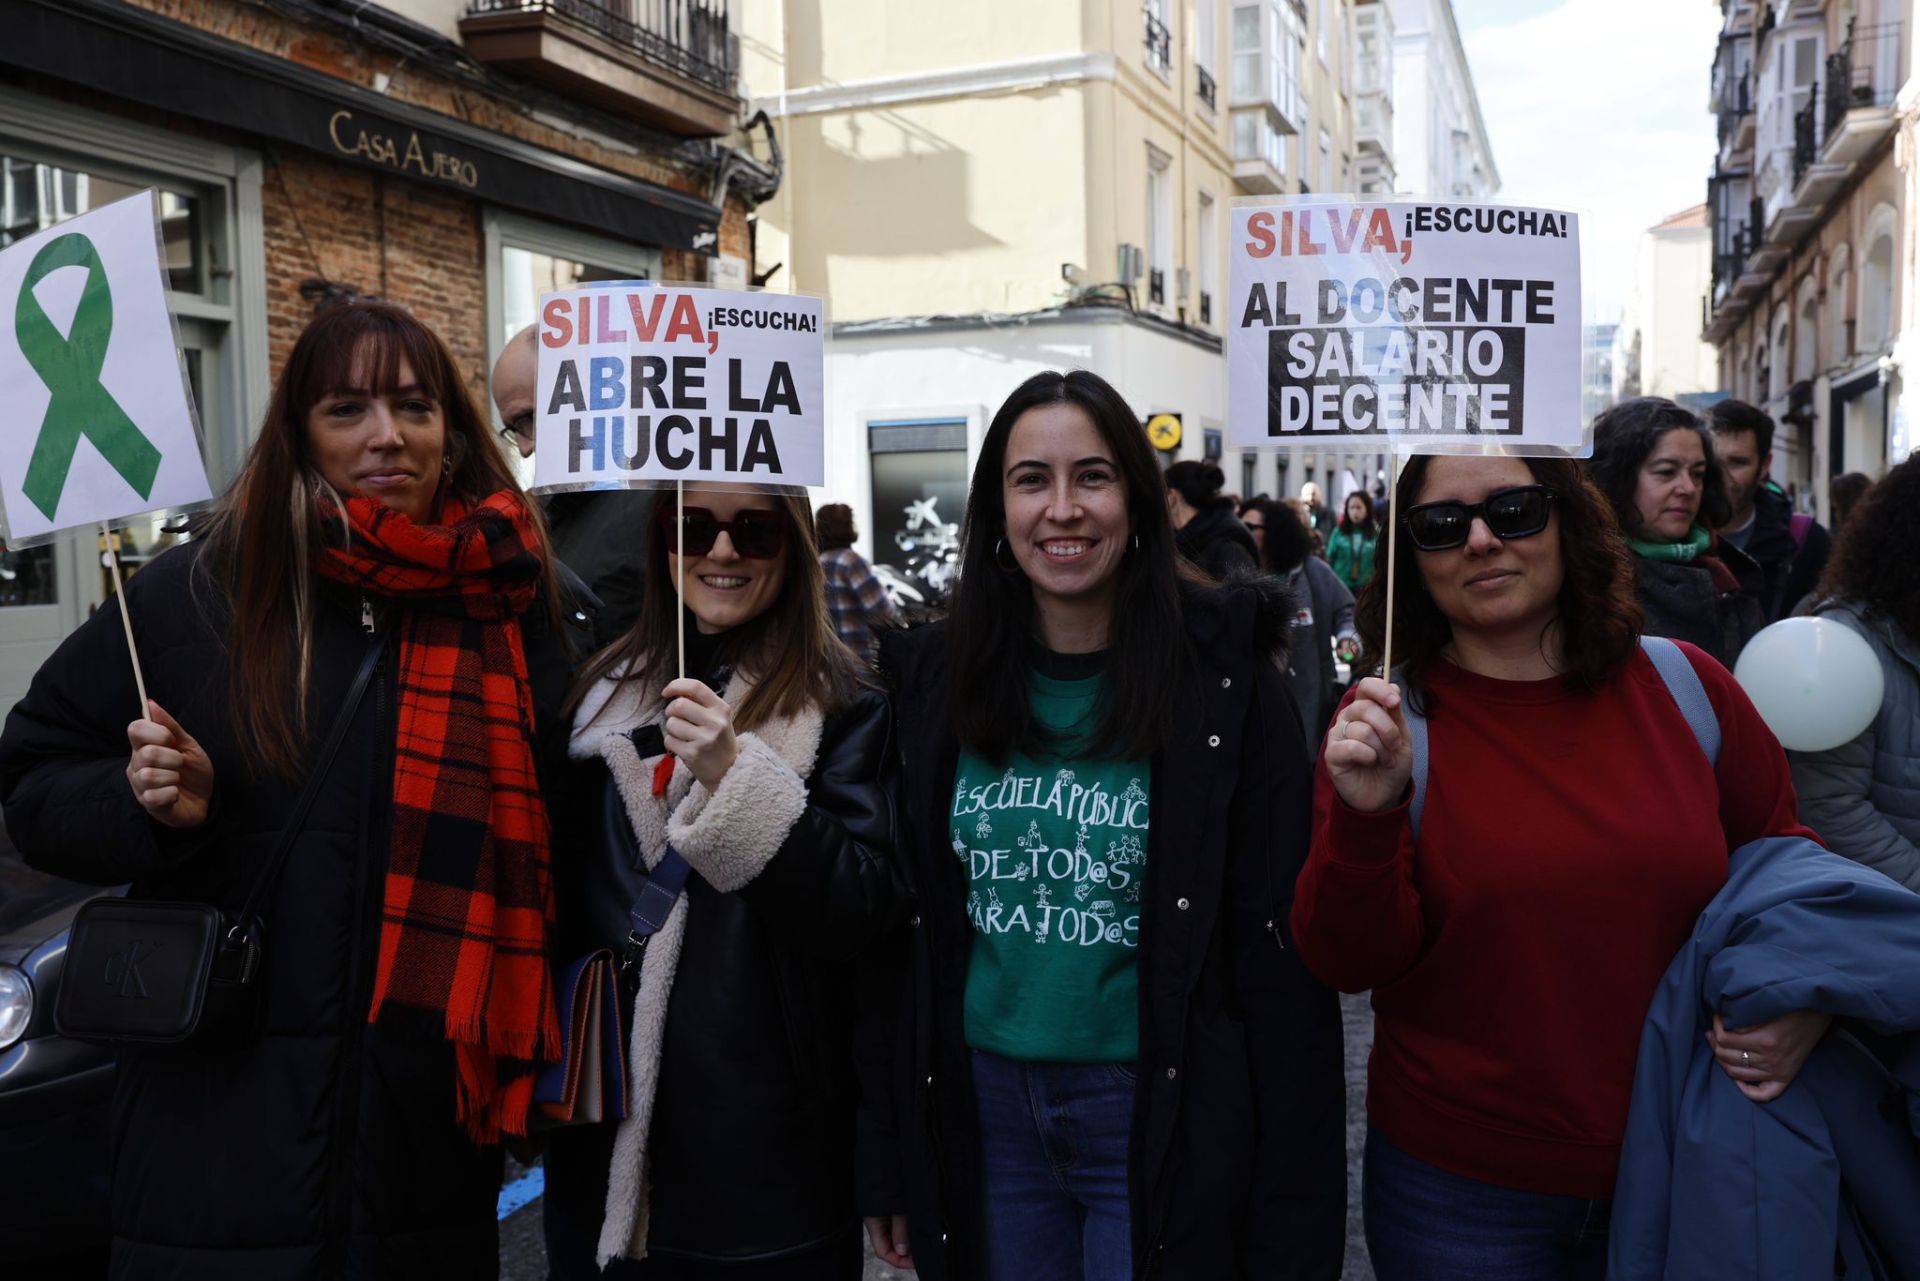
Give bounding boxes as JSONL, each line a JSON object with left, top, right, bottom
{"left": 741, "top": 0, "right": 1239, "bottom": 331}
{"left": 1618, "top": 209, "right": 1718, "bottom": 401}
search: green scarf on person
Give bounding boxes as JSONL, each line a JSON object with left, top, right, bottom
{"left": 1628, "top": 524, "right": 1712, "bottom": 563}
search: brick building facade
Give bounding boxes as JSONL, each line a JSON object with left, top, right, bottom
{"left": 0, "top": 0, "right": 774, "bottom": 703}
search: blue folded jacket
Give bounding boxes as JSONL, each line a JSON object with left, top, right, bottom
{"left": 1611, "top": 836, "right": 1920, "bottom": 1280}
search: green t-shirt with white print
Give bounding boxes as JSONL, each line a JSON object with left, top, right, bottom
{"left": 953, "top": 668, "right": 1151, "bottom": 1063}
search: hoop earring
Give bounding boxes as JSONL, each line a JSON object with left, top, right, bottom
{"left": 994, "top": 537, "right": 1022, "bottom": 574}
{"left": 1133, "top": 533, "right": 1141, "bottom": 552}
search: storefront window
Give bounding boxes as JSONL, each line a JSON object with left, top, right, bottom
{"left": 1, "top": 155, "right": 203, "bottom": 293}
{"left": 868, "top": 419, "right": 969, "bottom": 616}
{"left": 0, "top": 152, "right": 222, "bottom": 603}
{"left": 499, "top": 245, "right": 638, "bottom": 344}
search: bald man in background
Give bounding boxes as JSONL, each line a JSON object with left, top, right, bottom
{"left": 492, "top": 324, "right": 653, "bottom": 648}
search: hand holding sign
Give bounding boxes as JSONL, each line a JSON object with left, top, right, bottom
{"left": 126, "top": 700, "right": 215, "bottom": 829}
{"left": 1325, "top": 677, "right": 1413, "bottom": 813}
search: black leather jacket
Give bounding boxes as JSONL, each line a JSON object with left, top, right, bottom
{"left": 542, "top": 683, "right": 908, "bottom": 1273}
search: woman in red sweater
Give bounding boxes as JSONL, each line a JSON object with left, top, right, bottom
{"left": 1291, "top": 453, "right": 1827, "bottom": 1281}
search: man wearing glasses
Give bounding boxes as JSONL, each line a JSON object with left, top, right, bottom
{"left": 492, "top": 324, "right": 654, "bottom": 648}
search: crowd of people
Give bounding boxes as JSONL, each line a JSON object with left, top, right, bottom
{"left": 2, "top": 298, "right": 1917, "bottom": 1281}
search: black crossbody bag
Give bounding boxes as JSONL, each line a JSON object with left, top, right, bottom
{"left": 55, "top": 641, "right": 383, "bottom": 1048}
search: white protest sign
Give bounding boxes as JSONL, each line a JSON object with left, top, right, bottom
{"left": 533, "top": 284, "right": 825, "bottom": 490}
{"left": 0, "top": 189, "right": 213, "bottom": 540}
{"left": 1227, "top": 199, "right": 1583, "bottom": 453}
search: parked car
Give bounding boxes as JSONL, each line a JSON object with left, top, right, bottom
{"left": 0, "top": 849, "right": 116, "bottom": 1276}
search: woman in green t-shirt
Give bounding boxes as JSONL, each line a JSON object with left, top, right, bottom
{"left": 867, "top": 370, "right": 1346, "bottom": 1281}
{"left": 1327, "top": 490, "right": 1380, "bottom": 591}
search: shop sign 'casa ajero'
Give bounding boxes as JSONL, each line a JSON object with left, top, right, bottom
{"left": 327, "top": 110, "right": 479, "bottom": 190}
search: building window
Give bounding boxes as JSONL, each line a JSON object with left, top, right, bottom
{"left": 1319, "top": 128, "right": 1333, "bottom": 193}
{"left": 485, "top": 209, "right": 661, "bottom": 475}
{"left": 1860, "top": 230, "right": 1895, "bottom": 352}
{"left": 1316, "top": 0, "right": 1329, "bottom": 65}
{"left": 1196, "top": 0, "right": 1218, "bottom": 108}
{"left": 1197, "top": 189, "right": 1217, "bottom": 326}
{"left": 1230, "top": 2, "right": 1303, "bottom": 128}
{"left": 1232, "top": 110, "right": 1287, "bottom": 173}
{"left": 1145, "top": 0, "right": 1173, "bottom": 76}
{"left": 1146, "top": 146, "right": 1173, "bottom": 310}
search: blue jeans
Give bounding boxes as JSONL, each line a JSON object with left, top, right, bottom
{"left": 1364, "top": 1129, "right": 1610, "bottom": 1281}
{"left": 970, "top": 1049, "right": 1134, "bottom": 1281}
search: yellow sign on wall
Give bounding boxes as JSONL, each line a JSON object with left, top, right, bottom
{"left": 1145, "top": 413, "right": 1182, "bottom": 451}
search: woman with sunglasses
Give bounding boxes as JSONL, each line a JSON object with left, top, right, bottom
{"left": 872, "top": 370, "right": 1345, "bottom": 1281}
{"left": 1588, "top": 397, "right": 1764, "bottom": 669}
{"left": 541, "top": 485, "right": 907, "bottom": 1280}
{"left": 1291, "top": 454, "right": 1821, "bottom": 1281}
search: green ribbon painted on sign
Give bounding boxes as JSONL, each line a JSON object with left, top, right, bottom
{"left": 15, "top": 233, "right": 162, "bottom": 520}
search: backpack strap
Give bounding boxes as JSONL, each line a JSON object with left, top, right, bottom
{"left": 1389, "top": 667, "right": 1432, "bottom": 843}
{"left": 1638, "top": 635, "right": 1721, "bottom": 767}
{"left": 1788, "top": 511, "right": 1813, "bottom": 551}
{"left": 1395, "top": 639, "right": 1717, "bottom": 844}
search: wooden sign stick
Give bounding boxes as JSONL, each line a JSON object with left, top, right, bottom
{"left": 100, "top": 520, "right": 150, "bottom": 716}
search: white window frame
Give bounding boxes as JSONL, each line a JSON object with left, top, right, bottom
{"left": 1146, "top": 145, "right": 1174, "bottom": 313}
{"left": 484, "top": 208, "right": 663, "bottom": 360}
{"left": 1197, "top": 188, "right": 1217, "bottom": 327}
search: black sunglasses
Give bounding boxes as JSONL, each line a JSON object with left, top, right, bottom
{"left": 655, "top": 506, "right": 789, "bottom": 559}
{"left": 1401, "top": 485, "right": 1557, "bottom": 551}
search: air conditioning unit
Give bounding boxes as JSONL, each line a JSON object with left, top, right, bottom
{"left": 1177, "top": 267, "right": 1192, "bottom": 304}
{"left": 1118, "top": 243, "right": 1145, "bottom": 283}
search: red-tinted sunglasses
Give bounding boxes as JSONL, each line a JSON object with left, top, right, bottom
{"left": 655, "top": 506, "right": 789, "bottom": 559}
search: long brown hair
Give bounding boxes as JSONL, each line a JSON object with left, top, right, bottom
{"left": 570, "top": 488, "right": 865, "bottom": 728}
{"left": 948, "top": 370, "right": 1189, "bottom": 763}
{"left": 1354, "top": 455, "right": 1642, "bottom": 698}
{"left": 197, "top": 301, "right": 553, "bottom": 776}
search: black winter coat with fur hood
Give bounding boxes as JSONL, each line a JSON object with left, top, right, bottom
{"left": 868, "top": 579, "right": 1346, "bottom": 1281}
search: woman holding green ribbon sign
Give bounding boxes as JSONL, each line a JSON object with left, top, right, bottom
{"left": 871, "top": 369, "right": 1345, "bottom": 1281}
{"left": 0, "top": 301, "right": 590, "bottom": 1278}
{"left": 1588, "top": 397, "right": 1765, "bottom": 669}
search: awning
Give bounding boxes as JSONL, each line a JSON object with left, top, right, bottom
{"left": 3, "top": 0, "right": 723, "bottom": 252}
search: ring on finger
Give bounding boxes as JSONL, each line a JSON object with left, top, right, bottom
{"left": 1741, "top": 1049, "right": 1751, "bottom": 1067}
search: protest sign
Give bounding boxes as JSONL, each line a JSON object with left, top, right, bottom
{"left": 0, "top": 189, "right": 213, "bottom": 541}
{"left": 532, "top": 284, "right": 825, "bottom": 491}
{"left": 1227, "top": 199, "right": 1583, "bottom": 455}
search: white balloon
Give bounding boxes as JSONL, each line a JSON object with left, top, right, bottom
{"left": 1732, "top": 617, "right": 1886, "bottom": 752}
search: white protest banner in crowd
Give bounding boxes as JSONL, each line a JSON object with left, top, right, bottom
{"left": 1227, "top": 199, "right": 1583, "bottom": 454}
{"left": 0, "top": 189, "right": 213, "bottom": 540}
{"left": 532, "top": 284, "right": 825, "bottom": 490}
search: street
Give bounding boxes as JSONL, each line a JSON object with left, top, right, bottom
{"left": 498, "top": 993, "right": 1377, "bottom": 1281}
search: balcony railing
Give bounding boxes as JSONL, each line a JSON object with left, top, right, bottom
{"left": 465, "top": 0, "right": 733, "bottom": 92}
{"left": 1197, "top": 64, "right": 1217, "bottom": 111}
{"left": 1716, "top": 76, "right": 1751, "bottom": 149}
{"left": 1144, "top": 8, "right": 1172, "bottom": 75}
{"left": 1824, "top": 20, "right": 1903, "bottom": 136}
{"left": 1791, "top": 91, "right": 1818, "bottom": 188}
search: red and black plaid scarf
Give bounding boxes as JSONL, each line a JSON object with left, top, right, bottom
{"left": 313, "top": 491, "right": 559, "bottom": 1143}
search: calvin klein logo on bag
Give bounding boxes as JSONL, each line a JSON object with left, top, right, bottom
{"left": 103, "top": 939, "right": 163, "bottom": 999}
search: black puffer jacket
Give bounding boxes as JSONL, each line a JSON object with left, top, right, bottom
{"left": 870, "top": 582, "right": 1346, "bottom": 1281}
{"left": 0, "top": 542, "right": 589, "bottom": 1280}
{"left": 1175, "top": 503, "right": 1259, "bottom": 580}
{"left": 541, "top": 663, "right": 909, "bottom": 1275}
{"left": 546, "top": 488, "right": 654, "bottom": 648}
{"left": 1633, "top": 548, "right": 1765, "bottom": 670}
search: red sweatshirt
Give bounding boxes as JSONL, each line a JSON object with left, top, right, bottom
{"left": 1291, "top": 642, "right": 1816, "bottom": 1199}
